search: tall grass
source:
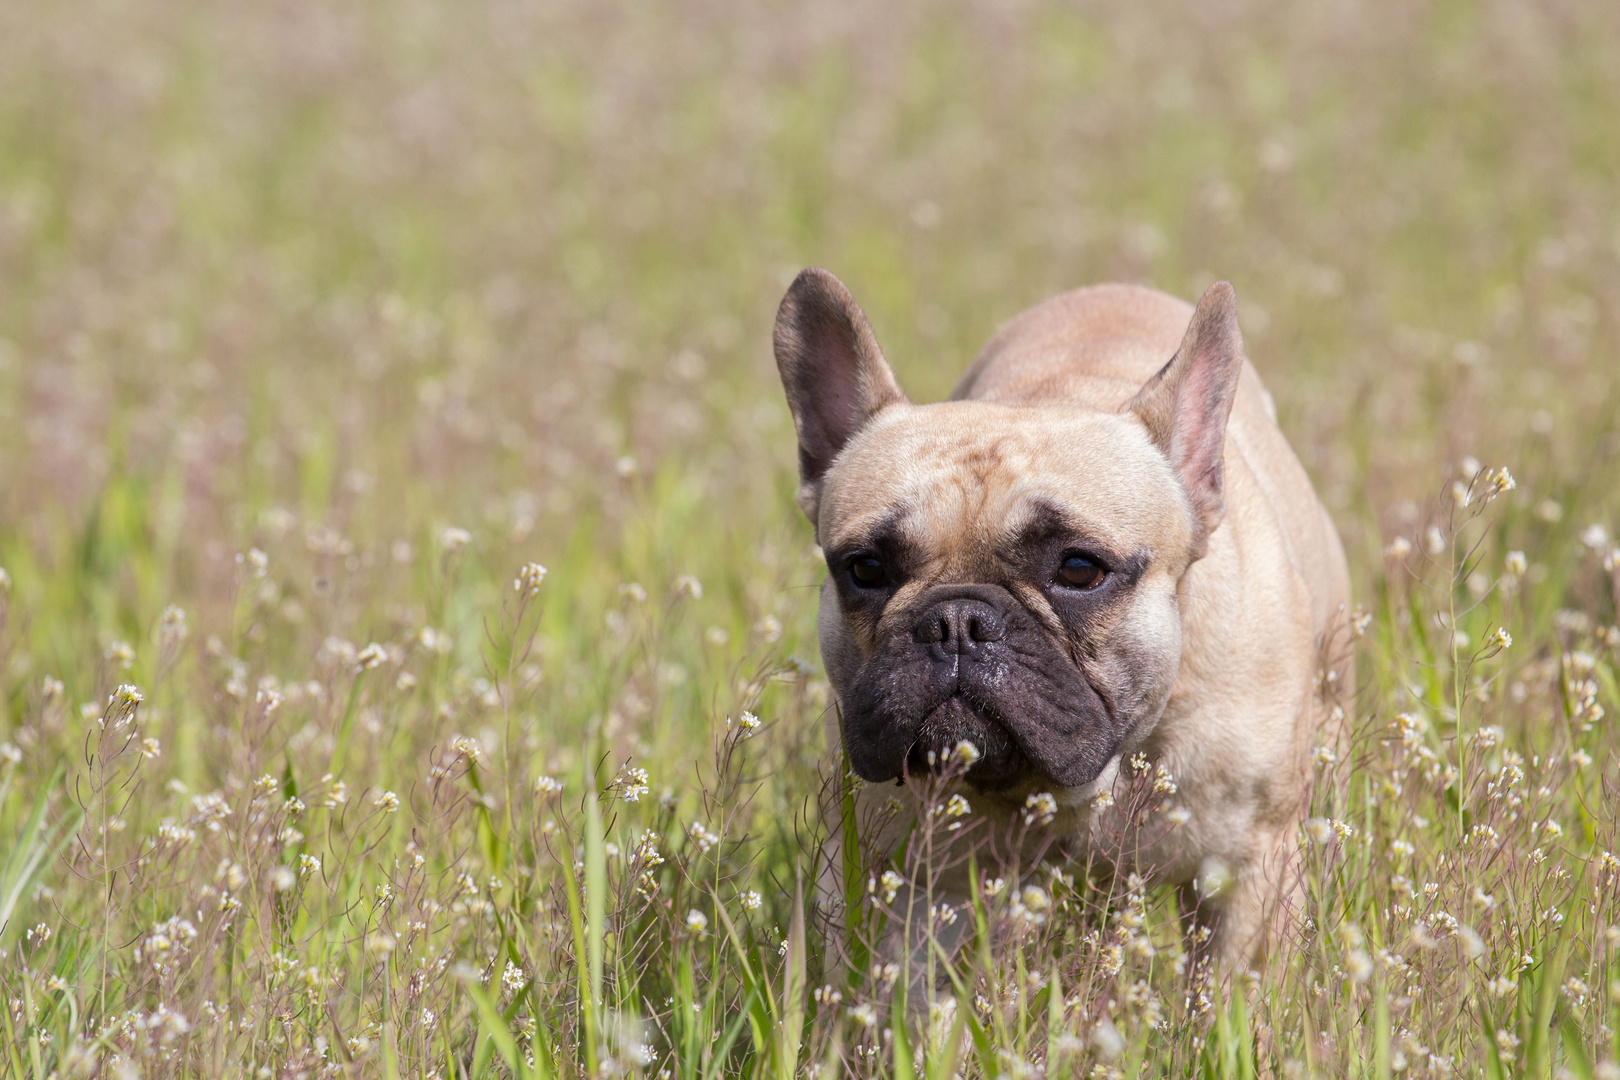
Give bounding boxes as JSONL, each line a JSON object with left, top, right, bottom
{"left": 0, "top": 0, "right": 1617, "bottom": 1075}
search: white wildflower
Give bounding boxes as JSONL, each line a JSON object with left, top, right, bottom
{"left": 688, "top": 822, "right": 721, "bottom": 854}
{"left": 617, "top": 766, "right": 650, "bottom": 802}
{"left": 158, "top": 605, "right": 188, "bottom": 642}
{"left": 514, "top": 562, "right": 548, "bottom": 595}
{"left": 156, "top": 821, "right": 195, "bottom": 846}
{"left": 1024, "top": 791, "right": 1058, "bottom": 826}
{"left": 1153, "top": 763, "right": 1177, "bottom": 794}
{"left": 1090, "top": 1019, "right": 1126, "bottom": 1061}
{"left": 879, "top": 870, "right": 904, "bottom": 904}
{"left": 1198, "top": 854, "right": 1231, "bottom": 900}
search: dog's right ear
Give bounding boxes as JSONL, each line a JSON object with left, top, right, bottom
{"left": 1124, "top": 281, "right": 1244, "bottom": 560}
{"left": 773, "top": 268, "right": 909, "bottom": 526}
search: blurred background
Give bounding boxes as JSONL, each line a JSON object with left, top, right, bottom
{"left": 4, "top": 0, "right": 1617, "bottom": 612}
{"left": 1, "top": 0, "right": 1618, "bottom": 1071}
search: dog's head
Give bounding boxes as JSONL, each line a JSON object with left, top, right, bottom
{"left": 774, "top": 268, "right": 1243, "bottom": 793}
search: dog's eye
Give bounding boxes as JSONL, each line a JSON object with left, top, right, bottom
{"left": 849, "top": 556, "right": 886, "bottom": 588}
{"left": 1057, "top": 554, "right": 1105, "bottom": 590}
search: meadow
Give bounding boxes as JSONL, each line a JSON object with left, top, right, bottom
{"left": 1, "top": 0, "right": 1618, "bottom": 1075}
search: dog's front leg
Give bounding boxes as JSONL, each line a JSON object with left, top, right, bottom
{"left": 874, "top": 880, "right": 976, "bottom": 1016}
{"left": 1179, "top": 829, "right": 1302, "bottom": 973}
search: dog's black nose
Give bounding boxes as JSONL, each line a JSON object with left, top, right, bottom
{"left": 915, "top": 598, "right": 1005, "bottom": 655}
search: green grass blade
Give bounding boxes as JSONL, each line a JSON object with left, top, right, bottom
{"left": 584, "top": 765, "right": 607, "bottom": 1058}
{"left": 0, "top": 763, "right": 79, "bottom": 943}
{"left": 840, "top": 774, "right": 869, "bottom": 989}
{"left": 778, "top": 868, "right": 807, "bottom": 1080}
{"left": 1560, "top": 1017, "right": 1595, "bottom": 1080}
{"left": 466, "top": 979, "right": 527, "bottom": 1080}
{"left": 559, "top": 818, "right": 597, "bottom": 1073}
{"left": 890, "top": 987, "right": 917, "bottom": 1080}
{"left": 1527, "top": 935, "right": 1572, "bottom": 1075}
{"left": 1479, "top": 1001, "right": 1508, "bottom": 1080}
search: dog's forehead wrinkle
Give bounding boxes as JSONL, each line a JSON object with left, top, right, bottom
{"left": 822, "top": 405, "right": 1191, "bottom": 567}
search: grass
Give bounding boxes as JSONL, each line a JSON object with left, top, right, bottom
{"left": 0, "top": 0, "right": 1618, "bottom": 1075}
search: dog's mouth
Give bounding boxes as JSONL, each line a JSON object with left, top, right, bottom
{"left": 839, "top": 589, "right": 1125, "bottom": 791}
{"left": 905, "top": 693, "right": 1031, "bottom": 791}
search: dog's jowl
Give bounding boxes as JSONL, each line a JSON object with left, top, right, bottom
{"left": 774, "top": 267, "right": 1351, "bottom": 966}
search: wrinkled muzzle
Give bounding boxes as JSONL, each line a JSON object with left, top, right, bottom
{"left": 838, "top": 584, "right": 1121, "bottom": 791}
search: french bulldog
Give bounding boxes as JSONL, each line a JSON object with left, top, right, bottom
{"left": 773, "top": 267, "right": 1351, "bottom": 964}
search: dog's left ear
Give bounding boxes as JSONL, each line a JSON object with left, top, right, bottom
{"left": 1124, "top": 281, "right": 1244, "bottom": 559}
{"left": 773, "top": 267, "right": 909, "bottom": 527}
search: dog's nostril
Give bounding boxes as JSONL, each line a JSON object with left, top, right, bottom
{"left": 967, "top": 612, "right": 1003, "bottom": 642}
{"left": 916, "top": 615, "right": 948, "bottom": 644}
{"left": 915, "top": 600, "right": 1004, "bottom": 651}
